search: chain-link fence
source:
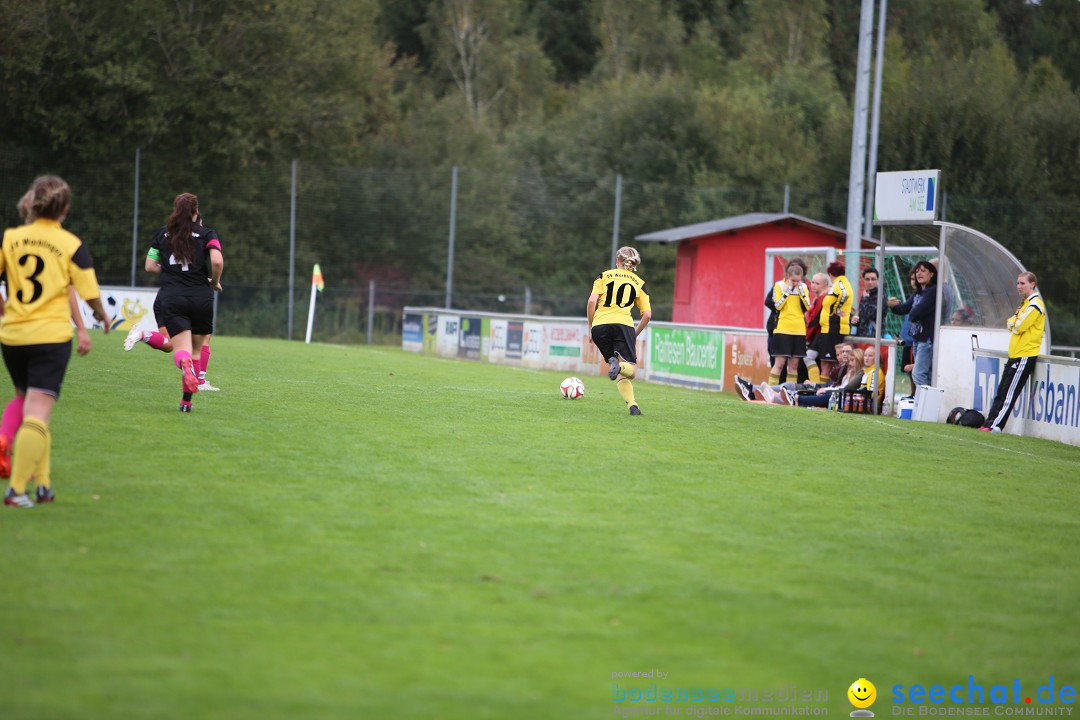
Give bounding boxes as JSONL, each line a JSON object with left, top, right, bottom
{"left": 3, "top": 153, "right": 1076, "bottom": 346}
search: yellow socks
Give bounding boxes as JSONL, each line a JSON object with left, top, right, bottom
{"left": 617, "top": 377, "right": 638, "bottom": 407}
{"left": 806, "top": 364, "right": 821, "bottom": 384}
{"left": 35, "top": 422, "right": 51, "bottom": 490}
{"left": 10, "top": 417, "right": 48, "bottom": 495}
{"left": 618, "top": 361, "right": 635, "bottom": 379}
{"left": 769, "top": 372, "right": 780, "bottom": 385}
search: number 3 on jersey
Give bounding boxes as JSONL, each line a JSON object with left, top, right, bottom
{"left": 603, "top": 280, "right": 637, "bottom": 308}
{"left": 15, "top": 254, "right": 46, "bottom": 304}
{"left": 169, "top": 254, "right": 190, "bottom": 271}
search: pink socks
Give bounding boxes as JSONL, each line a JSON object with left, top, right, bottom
{"left": 0, "top": 395, "right": 25, "bottom": 440}
{"left": 145, "top": 331, "right": 168, "bottom": 350}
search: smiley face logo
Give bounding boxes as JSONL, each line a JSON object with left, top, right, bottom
{"left": 848, "top": 678, "right": 877, "bottom": 711}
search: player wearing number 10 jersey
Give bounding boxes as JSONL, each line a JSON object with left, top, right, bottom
{"left": 2, "top": 175, "right": 109, "bottom": 508}
{"left": 587, "top": 246, "right": 652, "bottom": 415}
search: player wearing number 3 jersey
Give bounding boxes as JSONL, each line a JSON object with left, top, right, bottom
{"left": 2, "top": 175, "right": 109, "bottom": 508}
{"left": 587, "top": 246, "right": 652, "bottom": 416}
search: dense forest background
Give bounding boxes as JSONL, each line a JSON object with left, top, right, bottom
{"left": 1, "top": 0, "right": 1078, "bottom": 342}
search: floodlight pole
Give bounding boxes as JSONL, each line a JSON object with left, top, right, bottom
{"left": 610, "top": 174, "right": 623, "bottom": 267}
{"left": 863, "top": 0, "right": 888, "bottom": 240}
{"left": 846, "top": 0, "right": 875, "bottom": 255}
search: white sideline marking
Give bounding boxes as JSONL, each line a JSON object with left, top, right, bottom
{"left": 868, "top": 419, "right": 1036, "bottom": 457}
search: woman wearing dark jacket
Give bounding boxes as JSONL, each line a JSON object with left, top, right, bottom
{"left": 888, "top": 261, "right": 938, "bottom": 389}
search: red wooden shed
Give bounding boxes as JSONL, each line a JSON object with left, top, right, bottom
{"left": 635, "top": 213, "right": 874, "bottom": 329}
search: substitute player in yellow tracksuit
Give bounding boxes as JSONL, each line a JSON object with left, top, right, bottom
{"left": 2, "top": 176, "right": 109, "bottom": 508}
{"left": 587, "top": 247, "right": 651, "bottom": 416}
{"left": 981, "top": 272, "right": 1046, "bottom": 433}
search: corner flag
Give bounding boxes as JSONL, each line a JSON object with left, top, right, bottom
{"left": 305, "top": 263, "right": 324, "bottom": 343}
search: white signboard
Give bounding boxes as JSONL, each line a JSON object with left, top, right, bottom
{"left": 874, "top": 169, "right": 941, "bottom": 223}
{"left": 436, "top": 314, "right": 460, "bottom": 357}
{"left": 74, "top": 285, "right": 159, "bottom": 332}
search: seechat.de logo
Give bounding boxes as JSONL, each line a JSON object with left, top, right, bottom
{"left": 850, "top": 678, "right": 878, "bottom": 717}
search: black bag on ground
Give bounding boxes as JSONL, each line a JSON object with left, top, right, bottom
{"left": 947, "top": 407, "right": 986, "bottom": 428}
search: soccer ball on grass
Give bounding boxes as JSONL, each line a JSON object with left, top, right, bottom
{"left": 560, "top": 377, "right": 585, "bottom": 399}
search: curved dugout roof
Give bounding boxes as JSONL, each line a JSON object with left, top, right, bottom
{"left": 879, "top": 220, "right": 1049, "bottom": 345}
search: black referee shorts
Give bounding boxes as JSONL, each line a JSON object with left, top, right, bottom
{"left": 158, "top": 292, "right": 214, "bottom": 337}
{"left": 591, "top": 323, "right": 638, "bottom": 365}
{"left": 2, "top": 342, "right": 73, "bottom": 398}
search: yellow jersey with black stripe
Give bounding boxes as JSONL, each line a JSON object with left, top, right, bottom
{"left": 821, "top": 274, "right": 853, "bottom": 334}
{"left": 772, "top": 280, "right": 810, "bottom": 335}
{"left": 861, "top": 366, "right": 886, "bottom": 404}
{"left": 1007, "top": 292, "right": 1045, "bottom": 358}
{"left": 0, "top": 218, "right": 101, "bottom": 345}
{"left": 591, "top": 268, "right": 651, "bottom": 328}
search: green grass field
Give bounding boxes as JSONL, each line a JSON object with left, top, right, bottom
{"left": 2, "top": 334, "right": 1079, "bottom": 719}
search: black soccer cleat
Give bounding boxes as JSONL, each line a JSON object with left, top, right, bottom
{"left": 629, "top": 405, "right": 642, "bottom": 416}
{"left": 734, "top": 375, "right": 754, "bottom": 402}
{"left": 179, "top": 402, "right": 192, "bottom": 413}
{"left": 35, "top": 486, "right": 55, "bottom": 503}
{"left": 608, "top": 356, "right": 621, "bottom": 381}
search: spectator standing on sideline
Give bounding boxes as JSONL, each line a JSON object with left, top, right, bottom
{"left": 587, "top": 246, "right": 651, "bottom": 416}
{"left": 2, "top": 176, "right": 109, "bottom": 508}
{"left": 852, "top": 267, "right": 880, "bottom": 337}
{"left": 981, "top": 272, "right": 1046, "bottom": 433}
{"left": 888, "top": 260, "right": 937, "bottom": 390}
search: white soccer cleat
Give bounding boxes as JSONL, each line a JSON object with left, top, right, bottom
{"left": 123, "top": 326, "right": 143, "bottom": 351}
{"left": 757, "top": 383, "right": 777, "bottom": 404}
{"left": 198, "top": 378, "right": 220, "bottom": 392}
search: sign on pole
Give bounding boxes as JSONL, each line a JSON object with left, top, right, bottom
{"left": 874, "top": 169, "right": 941, "bottom": 223}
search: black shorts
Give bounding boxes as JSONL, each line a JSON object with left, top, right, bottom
{"left": 771, "top": 333, "right": 806, "bottom": 358}
{"left": 812, "top": 333, "right": 840, "bottom": 362}
{"left": 591, "top": 323, "right": 638, "bottom": 365}
{"left": 153, "top": 293, "right": 164, "bottom": 331}
{"left": 158, "top": 292, "right": 214, "bottom": 337}
{"left": 2, "top": 342, "right": 73, "bottom": 398}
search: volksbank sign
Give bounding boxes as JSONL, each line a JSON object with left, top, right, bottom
{"left": 973, "top": 353, "right": 1080, "bottom": 444}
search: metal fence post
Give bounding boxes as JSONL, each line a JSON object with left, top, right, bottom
{"left": 288, "top": 159, "right": 297, "bottom": 340}
{"left": 445, "top": 165, "right": 459, "bottom": 309}
{"left": 367, "top": 279, "right": 375, "bottom": 345}
{"left": 131, "top": 147, "right": 140, "bottom": 286}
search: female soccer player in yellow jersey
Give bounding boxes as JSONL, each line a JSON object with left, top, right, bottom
{"left": 2, "top": 176, "right": 109, "bottom": 508}
{"left": 818, "top": 260, "right": 854, "bottom": 379}
{"left": 0, "top": 189, "right": 93, "bottom": 480}
{"left": 587, "top": 246, "right": 652, "bottom": 415}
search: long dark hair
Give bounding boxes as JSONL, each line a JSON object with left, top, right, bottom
{"left": 914, "top": 260, "right": 937, "bottom": 289}
{"left": 166, "top": 193, "right": 199, "bottom": 265}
